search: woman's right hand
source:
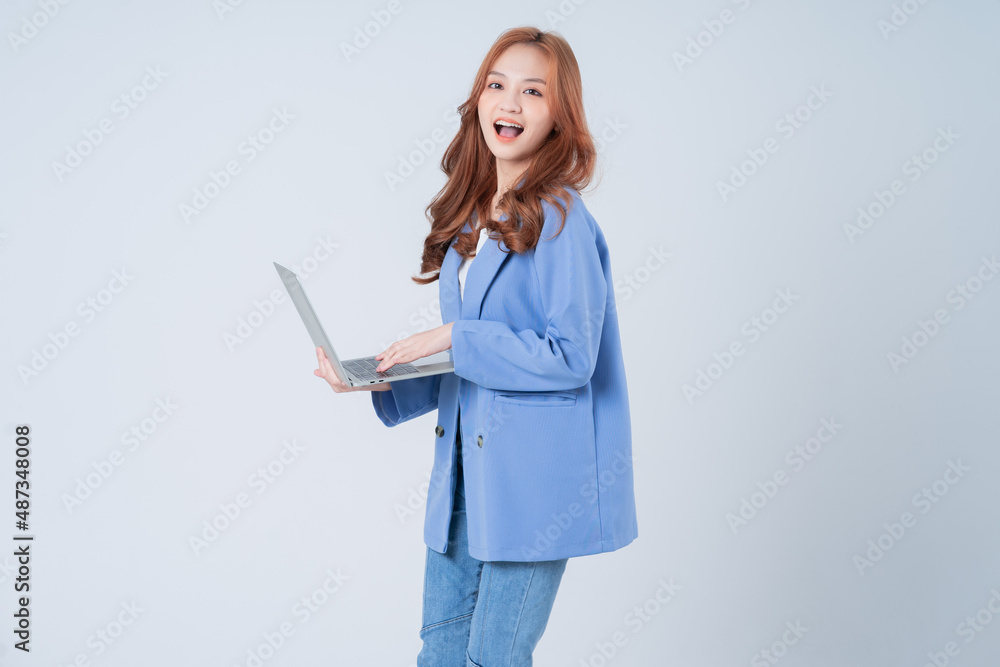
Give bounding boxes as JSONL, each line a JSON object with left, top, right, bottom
{"left": 313, "top": 347, "right": 391, "bottom": 393}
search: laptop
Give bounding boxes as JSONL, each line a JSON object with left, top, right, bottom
{"left": 273, "top": 262, "right": 455, "bottom": 387}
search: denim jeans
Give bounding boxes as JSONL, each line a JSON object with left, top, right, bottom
{"left": 418, "top": 412, "right": 569, "bottom": 666}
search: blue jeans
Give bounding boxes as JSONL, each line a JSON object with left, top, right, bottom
{"left": 418, "top": 412, "right": 569, "bottom": 666}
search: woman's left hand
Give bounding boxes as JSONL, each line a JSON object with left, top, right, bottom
{"left": 375, "top": 322, "right": 455, "bottom": 372}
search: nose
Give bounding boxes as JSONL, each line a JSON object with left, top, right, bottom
{"left": 499, "top": 87, "right": 521, "bottom": 113}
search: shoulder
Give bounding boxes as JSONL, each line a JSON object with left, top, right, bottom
{"left": 539, "top": 187, "right": 597, "bottom": 242}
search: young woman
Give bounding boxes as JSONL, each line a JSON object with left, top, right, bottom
{"left": 314, "top": 26, "right": 637, "bottom": 666}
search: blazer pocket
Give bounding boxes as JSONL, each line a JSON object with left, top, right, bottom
{"left": 492, "top": 389, "right": 578, "bottom": 407}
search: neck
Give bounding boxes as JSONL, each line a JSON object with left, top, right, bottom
{"left": 495, "top": 159, "right": 527, "bottom": 197}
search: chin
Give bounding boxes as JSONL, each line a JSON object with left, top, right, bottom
{"left": 489, "top": 139, "right": 533, "bottom": 159}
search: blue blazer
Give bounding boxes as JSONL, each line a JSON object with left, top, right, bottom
{"left": 372, "top": 188, "right": 637, "bottom": 561}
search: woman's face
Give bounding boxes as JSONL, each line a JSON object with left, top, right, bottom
{"left": 477, "top": 44, "right": 555, "bottom": 175}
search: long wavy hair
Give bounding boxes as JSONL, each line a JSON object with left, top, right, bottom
{"left": 411, "top": 26, "right": 597, "bottom": 285}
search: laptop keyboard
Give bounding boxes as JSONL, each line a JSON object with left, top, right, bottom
{"left": 343, "top": 356, "right": 420, "bottom": 380}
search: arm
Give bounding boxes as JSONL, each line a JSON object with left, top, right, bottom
{"left": 450, "top": 199, "right": 607, "bottom": 392}
{"left": 371, "top": 373, "right": 442, "bottom": 427}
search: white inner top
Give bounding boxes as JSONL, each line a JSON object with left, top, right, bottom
{"left": 458, "top": 226, "right": 490, "bottom": 301}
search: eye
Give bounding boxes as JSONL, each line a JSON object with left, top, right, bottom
{"left": 486, "top": 82, "right": 542, "bottom": 96}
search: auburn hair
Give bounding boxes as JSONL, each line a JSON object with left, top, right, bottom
{"left": 411, "top": 26, "right": 597, "bottom": 285}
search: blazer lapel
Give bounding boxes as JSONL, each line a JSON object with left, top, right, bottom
{"left": 441, "top": 215, "right": 513, "bottom": 323}
{"left": 461, "top": 213, "right": 512, "bottom": 321}
{"left": 440, "top": 227, "right": 463, "bottom": 324}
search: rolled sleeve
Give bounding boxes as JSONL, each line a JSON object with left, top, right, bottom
{"left": 371, "top": 374, "right": 442, "bottom": 427}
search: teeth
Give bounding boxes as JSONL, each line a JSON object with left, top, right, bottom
{"left": 495, "top": 119, "right": 523, "bottom": 129}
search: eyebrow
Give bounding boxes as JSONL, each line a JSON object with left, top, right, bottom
{"left": 487, "top": 70, "right": 547, "bottom": 85}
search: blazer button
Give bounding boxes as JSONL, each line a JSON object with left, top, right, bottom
{"left": 477, "top": 435, "right": 483, "bottom": 448}
{"left": 435, "top": 425, "right": 444, "bottom": 437}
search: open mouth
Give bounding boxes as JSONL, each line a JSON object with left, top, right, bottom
{"left": 494, "top": 120, "right": 524, "bottom": 139}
